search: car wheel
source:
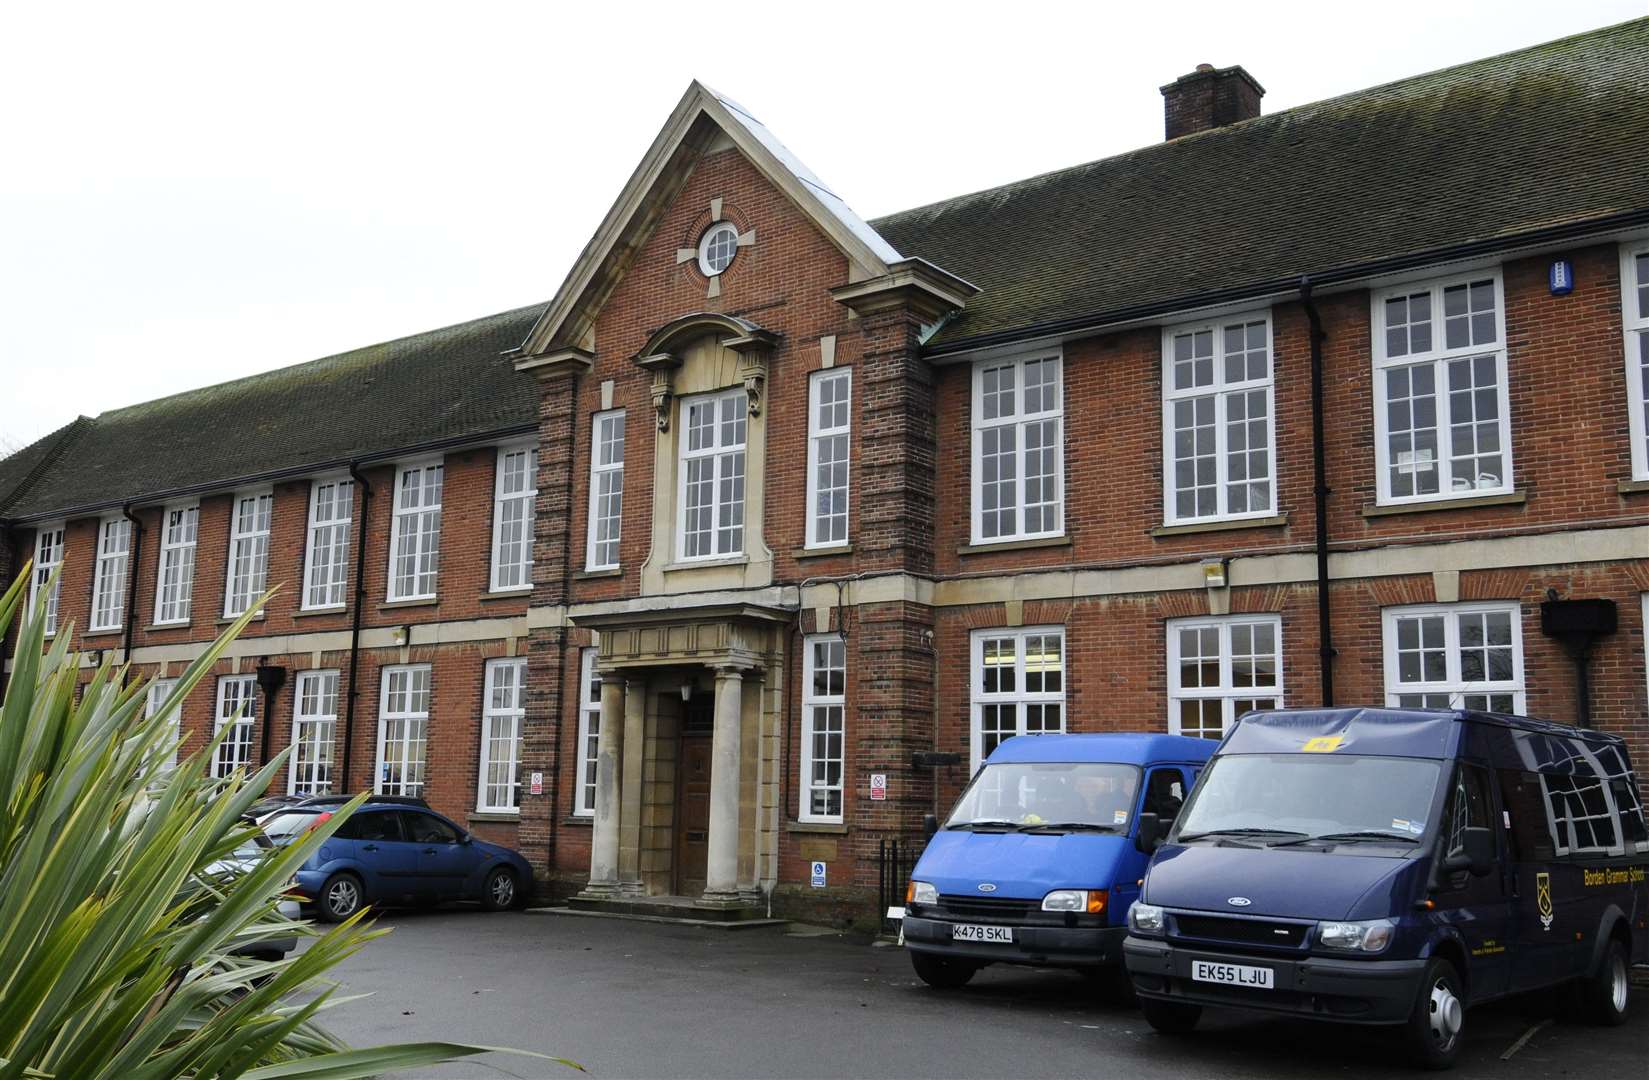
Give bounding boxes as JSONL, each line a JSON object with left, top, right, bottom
{"left": 316, "top": 872, "right": 364, "bottom": 923}
{"left": 1140, "top": 997, "right": 1201, "bottom": 1034}
{"left": 1403, "top": 956, "right": 1466, "bottom": 1070}
{"left": 482, "top": 867, "right": 519, "bottom": 912}
{"left": 1578, "top": 937, "right": 1630, "bottom": 1027}
{"left": 910, "top": 951, "right": 979, "bottom": 989}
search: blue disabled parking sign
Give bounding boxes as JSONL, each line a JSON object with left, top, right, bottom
{"left": 810, "top": 861, "right": 827, "bottom": 888}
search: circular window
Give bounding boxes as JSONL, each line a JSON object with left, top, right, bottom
{"left": 697, "top": 221, "right": 739, "bottom": 276}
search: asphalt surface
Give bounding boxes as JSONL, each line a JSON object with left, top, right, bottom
{"left": 315, "top": 908, "right": 1648, "bottom": 1079}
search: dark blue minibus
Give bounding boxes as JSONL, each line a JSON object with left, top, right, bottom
{"left": 903, "top": 733, "right": 1215, "bottom": 994}
{"left": 1124, "top": 707, "right": 1647, "bottom": 1069}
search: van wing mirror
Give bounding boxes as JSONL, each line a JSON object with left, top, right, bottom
{"left": 1443, "top": 826, "right": 1494, "bottom": 877}
{"left": 922, "top": 813, "right": 939, "bottom": 839}
{"left": 1135, "top": 812, "right": 1163, "bottom": 855}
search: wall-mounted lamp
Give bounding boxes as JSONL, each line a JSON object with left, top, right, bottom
{"left": 393, "top": 625, "right": 411, "bottom": 647}
{"left": 1200, "top": 557, "right": 1229, "bottom": 589}
{"left": 679, "top": 680, "right": 694, "bottom": 702}
{"left": 88, "top": 649, "right": 106, "bottom": 668}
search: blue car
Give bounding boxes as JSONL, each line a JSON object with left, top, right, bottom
{"left": 264, "top": 797, "right": 533, "bottom": 921}
{"left": 1124, "top": 708, "right": 1648, "bottom": 1069}
{"left": 902, "top": 733, "right": 1216, "bottom": 993}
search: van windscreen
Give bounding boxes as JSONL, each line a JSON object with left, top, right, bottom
{"left": 945, "top": 762, "right": 1141, "bottom": 831}
{"left": 1174, "top": 754, "right": 1443, "bottom": 848}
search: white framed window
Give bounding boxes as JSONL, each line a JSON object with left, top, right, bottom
{"left": 585, "top": 413, "right": 625, "bottom": 570}
{"left": 970, "top": 627, "right": 1066, "bottom": 768}
{"left": 1382, "top": 602, "right": 1525, "bottom": 714}
{"left": 1372, "top": 272, "right": 1512, "bottom": 504}
{"left": 492, "top": 445, "right": 538, "bottom": 590}
{"left": 805, "top": 370, "right": 851, "bottom": 548}
{"left": 90, "top": 515, "right": 131, "bottom": 632}
{"left": 480, "top": 657, "right": 527, "bottom": 813}
{"left": 212, "top": 675, "right": 257, "bottom": 778}
{"left": 377, "top": 664, "right": 431, "bottom": 796}
{"left": 145, "top": 677, "right": 182, "bottom": 768}
{"left": 154, "top": 504, "right": 198, "bottom": 625}
{"left": 972, "top": 353, "right": 1063, "bottom": 544}
{"left": 678, "top": 389, "right": 747, "bottom": 560}
{"left": 223, "top": 491, "right": 272, "bottom": 617}
{"left": 574, "top": 648, "right": 601, "bottom": 817}
{"left": 289, "top": 670, "right": 339, "bottom": 796}
{"left": 30, "top": 524, "right": 64, "bottom": 636}
{"left": 1167, "top": 615, "right": 1283, "bottom": 739}
{"left": 800, "top": 635, "right": 846, "bottom": 822}
{"left": 697, "top": 221, "right": 739, "bottom": 276}
{"left": 389, "top": 462, "right": 443, "bottom": 600}
{"left": 1162, "top": 314, "right": 1275, "bottom": 523}
{"left": 303, "top": 478, "right": 353, "bottom": 610}
{"left": 1621, "top": 244, "right": 1649, "bottom": 480}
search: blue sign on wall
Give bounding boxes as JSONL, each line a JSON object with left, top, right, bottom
{"left": 1549, "top": 259, "right": 1574, "bottom": 295}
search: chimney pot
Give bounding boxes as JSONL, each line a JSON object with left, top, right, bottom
{"left": 1161, "top": 63, "right": 1265, "bottom": 140}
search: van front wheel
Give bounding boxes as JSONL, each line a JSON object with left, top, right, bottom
{"left": 1579, "top": 938, "right": 1630, "bottom": 1026}
{"left": 1140, "top": 997, "right": 1201, "bottom": 1034}
{"left": 910, "top": 951, "right": 979, "bottom": 989}
{"left": 1403, "top": 957, "right": 1466, "bottom": 1070}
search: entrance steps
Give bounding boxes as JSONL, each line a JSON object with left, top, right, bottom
{"left": 544, "top": 893, "right": 788, "bottom": 930}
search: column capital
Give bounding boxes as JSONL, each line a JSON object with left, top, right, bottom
{"left": 712, "top": 663, "right": 749, "bottom": 680}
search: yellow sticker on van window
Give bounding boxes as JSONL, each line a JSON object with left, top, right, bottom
{"left": 1302, "top": 735, "right": 1345, "bottom": 753}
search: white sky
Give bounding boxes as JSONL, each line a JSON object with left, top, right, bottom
{"left": 2, "top": 0, "right": 1642, "bottom": 449}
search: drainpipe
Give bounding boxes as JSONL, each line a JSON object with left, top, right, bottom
{"left": 343, "top": 462, "right": 373, "bottom": 791}
{"left": 121, "top": 504, "right": 144, "bottom": 673}
{"left": 1299, "top": 278, "right": 1335, "bottom": 706}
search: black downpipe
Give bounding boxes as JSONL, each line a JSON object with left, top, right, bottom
{"left": 121, "top": 504, "right": 144, "bottom": 672}
{"left": 344, "top": 463, "right": 374, "bottom": 792}
{"left": 1299, "top": 279, "right": 1335, "bottom": 706}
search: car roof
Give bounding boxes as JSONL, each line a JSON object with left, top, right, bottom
{"left": 985, "top": 732, "right": 1217, "bottom": 766}
{"left": 1223, "top": 706, "right": 1630, "bottom": 759}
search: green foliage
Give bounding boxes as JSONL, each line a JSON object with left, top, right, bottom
{"left": 0, "top": 567, "right": 570, "bottom": 1079}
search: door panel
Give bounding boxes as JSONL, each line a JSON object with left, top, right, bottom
{"left": 1435, "top": 762, "right": 1510, "bottom": 1000}
{"left": 400, "top": 811, "right": 471, "bottom": 900}
{"left": 345, "top": 809, "right": 418, "bottom": 899}
{"left": 675, "top": 735, "right": 712, "bottom": 895}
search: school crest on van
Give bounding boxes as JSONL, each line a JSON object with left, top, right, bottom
{"left": 1536, "top": 872, "right": 1553, "bottom": 930}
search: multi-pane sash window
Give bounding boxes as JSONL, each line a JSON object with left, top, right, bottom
{"left": 389, "top": 463, "right": 443, "bottom": 600}
{"left": 970, "top": 628, "right": 1065, "bottom": 768}
{"left": 289, "top": 670, "right": 339, "bottom": 796}
{"left": 801, "top": 635, "right": 846, "bottom": 821}
{"left": 586, "top": 413, "right": 625, "bottom": 570}
{"left": 1622, "top": 245, "right": 1649, "bottom": 480}
{"left": 145, "top": 677, "right": 182, "bottom": 768}
{"left": 480, "top": 658, "right": 527, "bottom": 813}
{"left": 90, "top": 516, "right": 131, "bottom": 632}
{"left": 806, "top": 370, "right": 851, "bottom": 548}
{"left": 212, "top": 675, "right": 257, "bottom": 778}
{"left": 574, "top": 648, "right": 601, "bottom": 817}
{"left": 154, "top": 505, "right": 198, "bottom": 624}
{"left": 1382, "top": 603, "right": 1524, "bottom": 714}
{"left": 1162, "top": 316, "right": 1274, "bottom": 523}
{"left": 377, "top": 664, "right": 431, "bottom": 796}
{"left": 972, "top": 354, "right": 1063, "bottom": 543}
{"left": 1373, "top": 273, "right": 1511, "bottom": 503}
{"left": 492, "top": 446, "right": 538, "bottom": 590}
{"left": 303, "top": 478, "right": 353, "bottom": 609}
{"left": 679, "top": 389, "right": 747, "bottom": 560}
{"left": 1167, "top": 616, "right": 1283, "bottom": 739}
{"left": 223, "top": 492, "right": 272, "bottom": 617}
{"left": 30, "top": 525, "right": 64, "bottom": 635}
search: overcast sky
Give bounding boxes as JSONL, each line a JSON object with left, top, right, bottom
{"left": 2, "top": 0, "right": 1642, "bottom": 450}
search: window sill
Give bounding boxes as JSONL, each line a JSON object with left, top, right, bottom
{"left": 379, "top": 597, "right": 439, "bottom": 611}
{"left": 1151, "top": 513, "right": 1289, "bottom": 538}
{"left": 1361, "top": 490, "right": 1526, "bottom": 518}
{"left": 144, "top": 621, "right": 193, "bottom": 632}
{"left": 957, "top": 535, "right": 1071, "bottom": 556}
{"left": 216, "top": 614, "right": 265, "bottom": 626}
{"left": 563, "top": 815, "right": 594, "bottom": 827}
{"left": 574, "top": 567, "right": 623, "bottom": 580}
{"left": 1618, "top": 478, "right": 1649, "bottom": 496}
{"left": 793, "top": 544, "right": 853, "bottom": 559}
{"left": 292, "top": 606, "right": 347, "bottom": 618}
{"left": 787, "top": 821, "right": 848, "bottom": 835}
{"left": 479, "top": 588, "right": 534, "bottom": 601}
{"left": 468, "top": 811, "right": 520, "bottom": 824}
{"left": 664, "top": 556, "right": 749, "bottom": 572}
{"left": 83, "top": 628, "right": 124, "bottom": 639}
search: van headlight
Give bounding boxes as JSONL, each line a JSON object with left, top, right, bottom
{"left": 907, "top": 880, "right": 937, "bottom": 906}
{"left": 1128, "top": 902, "right": 1166, "bottom": 936}
{"left": 1317, "top": 918, "right": 1396, "bottom": 952}
{"left": 1042, "top": 889, "right": 1107, "bottom": 915}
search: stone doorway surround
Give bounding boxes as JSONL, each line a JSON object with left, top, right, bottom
{"left": 571, "top": 601, "right": 788, "bottom": 912}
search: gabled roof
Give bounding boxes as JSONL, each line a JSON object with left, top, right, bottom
{"left": 0, "top": 418, "right": 89, "bottom": 517}
{"left": 874, "top": 17, "right": 1649, "bottom": 352}
{"left": 0, "top": 304, "right": 545, "bottom": 522}
{"left": 516, "top": 81, "right": 902, "bottom": 360}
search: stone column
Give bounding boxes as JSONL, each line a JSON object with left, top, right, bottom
{"left": 580, "top": 674, "right": 627, "bottom": 897}
{"left": 618, "top": 677, "right": 647, "bottom": 894}
{"left": 700, "top": 665, "right": 744, "bottom": 906}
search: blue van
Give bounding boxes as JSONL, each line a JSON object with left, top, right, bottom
{"left": 903, "top": 733, "right": 1215, "bottom": 992}
{"left": 1124, "top": 707, "right": 1648, "bottom": 1069}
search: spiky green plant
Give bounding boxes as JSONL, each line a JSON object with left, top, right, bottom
{"left": 0, "top": 567, "right": 569, "bottom": 1079}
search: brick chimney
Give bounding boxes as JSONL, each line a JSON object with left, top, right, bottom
{"left": 1161, "top": 63, "right": 1265, "bottom": 139}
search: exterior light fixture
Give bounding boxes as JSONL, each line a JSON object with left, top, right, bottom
{"left": 680, "top": 680, "right": 694, "bottom": 702}
{"left": 1548, "top": 259, "right": 1574, "bottom": 296}
{"left": 393, "top": 625, "right": 411, "bottom": 647}
{"left": 1200, "top": 557, "right": 1229, "bottom": 589}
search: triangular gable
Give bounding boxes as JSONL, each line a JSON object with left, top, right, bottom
{"left": 514, "top": 81, "right": 903, "bottom": 360}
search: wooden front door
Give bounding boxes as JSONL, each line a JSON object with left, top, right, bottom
{"left": 673, "top": 691, "right": 715, "bottom": 895}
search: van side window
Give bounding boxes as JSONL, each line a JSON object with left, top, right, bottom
{"left": 1545, "top": 769, "right": 1617, "bottom": 856}
{"left": 1610, "top": 778, "right": 1648, "bottom": 850}
{"left": 1445, "top": 764, "right": 1492, "bottom": 857}
{"left": 1497, "top": 769, "right": 1555, "bottom": 861}
{"left": 1144, "top": 768, "right": 1187, "bottom": 821}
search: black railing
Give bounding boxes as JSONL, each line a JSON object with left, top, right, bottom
{"left": 877, "top": 837, "right": 921, "bottom": 935}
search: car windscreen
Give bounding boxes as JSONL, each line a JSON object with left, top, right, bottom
{"left": 1172, "top": 753, "right": 1443, "bottom": 846}
{"left": 945, "top": 762, "right": 1141, "bottom": 831}
{"left": 260, "top": 811, "right": 322, "bottom": 847}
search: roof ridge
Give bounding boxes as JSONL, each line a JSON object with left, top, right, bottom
{"left": 871, "top": 16, "right": 1648, "bottom": 228}
{"left": 0, "top": 417, "right": 92, "bottom": 517}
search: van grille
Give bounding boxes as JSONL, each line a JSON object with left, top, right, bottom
{"left": 934, "top": 895, "right": 1040, "bottom": 922}
{"left": 1173, "top": 914, "right": 1309, "bottom": 948}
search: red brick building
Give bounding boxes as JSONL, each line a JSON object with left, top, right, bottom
{"left": 3, "top": 20, "right": 1647, "bottom": 923}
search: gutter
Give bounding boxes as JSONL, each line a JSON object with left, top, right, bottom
{"left": 120, "top": 503, "right": 144, "bottom": 670}
{"left": 343, "top": 462, "right": 374, "bottom": 793}
{"left": 1299, "top": 278, "right": 1335, "bottom": 706}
